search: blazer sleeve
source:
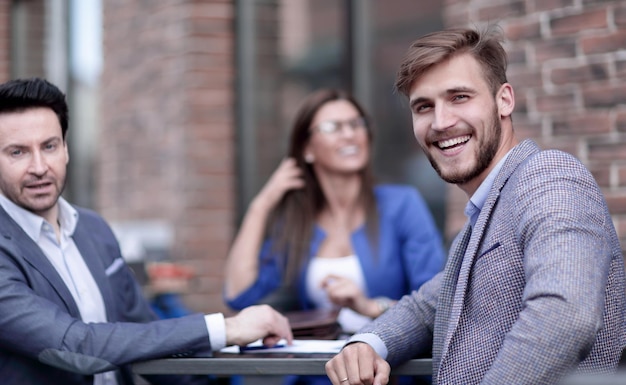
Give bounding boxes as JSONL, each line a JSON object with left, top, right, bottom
{"left": 0, "top": 248, "right": 212, "bottom": 375}
{"left": 481, "top": 151, "right": 617, "bottom": 384}
{"left": 359, "top": 271, "right": 442, "bottom": 365}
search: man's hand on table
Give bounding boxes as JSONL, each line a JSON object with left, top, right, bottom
{"left": 225, "top": 304, "right": 293, "bottom": 347}
{"left": 325, "top": 342, "right": 390, "bottom": 385}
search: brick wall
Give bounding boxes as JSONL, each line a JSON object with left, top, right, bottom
{"left": 100, "top": 0, "right": 236, "bottom": 313}
{"left": 442, "top": 0, "right": 626, "bottom": 252}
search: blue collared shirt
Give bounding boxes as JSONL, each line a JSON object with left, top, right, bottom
{"left": 464, "top": 150, "right": 512, "bottom": 228}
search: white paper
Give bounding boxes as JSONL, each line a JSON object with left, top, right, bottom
{"left": 220, "top": 338, "right": 347, "bottom": 354}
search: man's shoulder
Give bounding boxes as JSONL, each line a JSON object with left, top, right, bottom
{"left": 504, "top": 140, "right": 591, "bottom": 183}
{"left": 518, "top": 147, "right": 592, "bottom": 180}
{"left": 72, "top": 205, "right": 106, "bottom": 225}
{"left": 72, "top": 206, "right": 116, "bottom": 236}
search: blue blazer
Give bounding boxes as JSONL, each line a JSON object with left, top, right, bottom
{"left": 359, "top": 140, "right": 626, "bottom": 384}
{"left": 226, "top": 184, "right": 446, "bottom": 311}
{"left": 0, "top": 206, "right": 212, "bottom": 385}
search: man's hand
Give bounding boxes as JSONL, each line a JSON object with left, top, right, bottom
{"left": 325, "top": 342, "right": 390, "bottom": 385}
{"left": 224, "top": 304, "right": 293, "bottom": 347}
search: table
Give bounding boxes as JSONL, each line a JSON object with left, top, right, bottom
{"left": 133, "top": 354, "right": 626, "bottom": 385}
{"left": 133, "top": 353, "right": 433, "bottom": 376}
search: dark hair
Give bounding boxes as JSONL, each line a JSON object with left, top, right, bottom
{"left": 395, "top": 26, "right": 508, "bottom": 97}
{"left": 0, "top": 78, "right": 69, "bottom": 139}
{"left": 269, "top": 88, "right": 378, "bottom": 283}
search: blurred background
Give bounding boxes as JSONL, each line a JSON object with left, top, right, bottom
{"left": 2, "top": 0, "right": 626, "bottom": 314}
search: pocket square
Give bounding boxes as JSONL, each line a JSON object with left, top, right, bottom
{"left": 105, "top": 258, "right": 125, "bottom": 276}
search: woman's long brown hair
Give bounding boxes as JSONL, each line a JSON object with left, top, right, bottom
{"left": 266, "top": 89, "right": 378, "bottom": 284}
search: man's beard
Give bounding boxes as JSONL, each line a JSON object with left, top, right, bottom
{"left": 1, "top": 175, "right": 66, "bottom": 216}
{"left": 425, "top": 109, "right": 502, "bottom": 185}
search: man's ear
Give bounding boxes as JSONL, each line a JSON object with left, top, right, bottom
{"left": 497, "top": 83, "right": 515, "bottom": 118}
{"left": 64, "top": 141, "right": 69, "bottom": 164}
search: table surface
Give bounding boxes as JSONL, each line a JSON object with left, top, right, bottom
{"left": 133, "top": 353, "right": 433, "bottom": 376}
{"left": 132, "top": 354, "right": 626, "bottom": 384}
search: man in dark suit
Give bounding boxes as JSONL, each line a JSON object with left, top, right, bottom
{"left": 325, "top": 26, "right": 625, "bottom": 385}
{"left": 0, "top": 77, "right": 292, "bottom": 385}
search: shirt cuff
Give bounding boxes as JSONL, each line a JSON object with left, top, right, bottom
{"left": 347, "top": 332, "right": 388, "bottom": 360}
{"left": 205, "top": 313, "right": 226, "bottom": 351}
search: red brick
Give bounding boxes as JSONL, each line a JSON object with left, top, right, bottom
{"left": 589, "top": 141, "right": 626, "bottom": 162}
{"left": 588, "top": 164, "right": 611, "bottom": 188}
{"left": 511, "top": 116, "right": 542, "bottom": 140}
{"left": 617, "top": 110, "right": 626, "bottom": 133}
{"left": 513, "top": 92, "right": 529, "bottom": 114}
{"left": 604, "top": 193, "right": 626, "bottom": 215}
{"left": 505, "top": 19, "right": 541, "bottom": 41}
{"left": 531, "top": 0, "right": 575, "bottom": 12}
{"left": 535, "top": 91, "right": 578, "bottom": 113}
{"left": 581, "top": 31, "right": 626, "bottom": 55}
{"left": 552, "top": 112, "right": 611, "bottom": 136}
{"left": 550, "top": 62, "right": 610, "bottom": 85}
{"left": 617, "top": 59, "right": 626, "bottom": 80}
{"left": 534, "top": 38, "right": 577, "bottom": 62}
{"left": 616, "top": 3, "right": 626, "bottom": 27}
{"left": 508, "top": 65, "right": 543, "bottom": 88}
{"left": 550, "top": 8, "right": 608, "bottom": 36}
{"left": 583, "top": 83, "right": 626, "bottom": 109}
{"left": 504, "top": 45, "right": 527, "bottom": 65}
{"left": 542, "top": 138, "right": 580, "bottom": 159}
{"left": 618, "top": 165, "right": 626, "bottom": 188}
{"left": 477, "top": 1, "right": 526, "bottom": 20}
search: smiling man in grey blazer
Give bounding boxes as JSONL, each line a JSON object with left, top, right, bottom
{"left": 0, "top": 77, "right": 292, "bottom": 385}
{"left": 325, "top": 26, "right": 625, "bottom": 385}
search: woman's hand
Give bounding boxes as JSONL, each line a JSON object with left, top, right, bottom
{"left": 322, "top": 274, "right": 395, "bottom": 318}
{"left": 321, "top": 274, "right": 374, "bottom": 317}
{"left": 253, "top": 157, "right": 305, "bottom": 211}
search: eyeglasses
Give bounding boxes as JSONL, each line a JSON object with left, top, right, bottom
{"left": 312, "top": 117, "right": 367, "bottom": 135}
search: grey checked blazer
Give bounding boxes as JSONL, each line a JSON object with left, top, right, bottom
{"left": 361, "top": 140, "right": 626, "bottom": 384}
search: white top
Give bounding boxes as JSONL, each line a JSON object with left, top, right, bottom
{"left": 306, "top": 255, "right": 372, "bottom": 333}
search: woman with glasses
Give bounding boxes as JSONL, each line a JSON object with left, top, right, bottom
{"left": 223, "top": 88, "right": 445, "bottom": 342}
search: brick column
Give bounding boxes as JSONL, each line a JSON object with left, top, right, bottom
{"left": 100, "top": 0, "right": 236, "bottom": 313}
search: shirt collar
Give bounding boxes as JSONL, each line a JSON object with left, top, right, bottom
{"left": 464, "top": 150, "right": 512, "bottom": 227}
{"left": 0, "top": 194, "right": 78, "bottom": 241}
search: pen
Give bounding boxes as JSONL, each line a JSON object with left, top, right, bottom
{"left": 239, "top": 344, "right": 286, "bottom": 352}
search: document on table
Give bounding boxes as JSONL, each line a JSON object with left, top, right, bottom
{"left": 220, "top": 338, "right": 347, "bottom": 354}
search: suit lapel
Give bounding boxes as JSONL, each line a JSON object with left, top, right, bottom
{"left": 0, "top": 206, "right": 81, "bottom": 317}
{"left": 72, "top": 217, "right": 116, "bottom": 322}
{"left": 437, "top": 139, "right": 542, "bottom": 368}
{"left": 437, "top": 222, "right": 472, "bottom": 361}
